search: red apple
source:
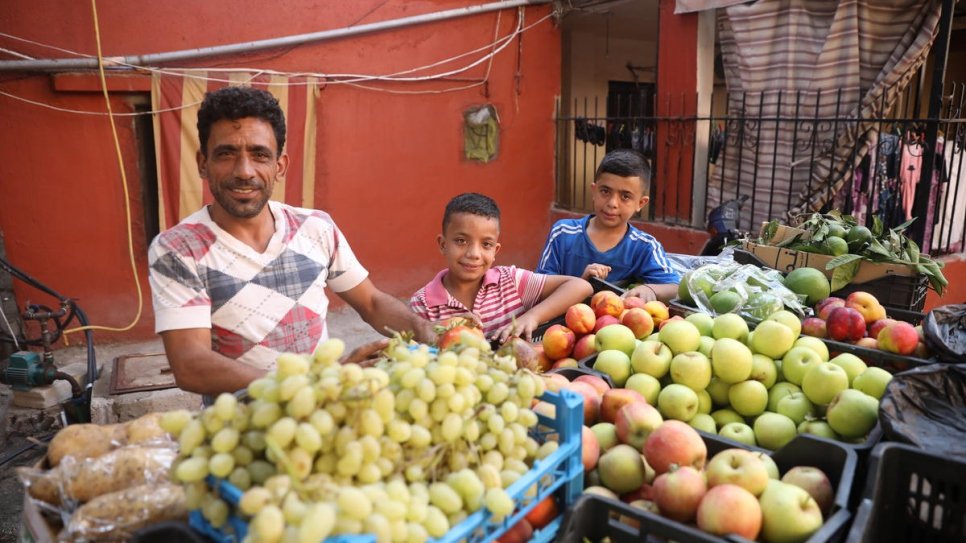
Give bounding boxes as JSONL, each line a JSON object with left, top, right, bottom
{"left": 696, "top": 484, "right": 762, "bottom": 540}
{"left": 845, "top": 291, "right": 887, "bottom": 324}
{"left": 575, "top": 374, "right": 612, "bottom": 397}
{"left": 801, "top": 317, "right": 828, "bottom": 338}
{"left": 826, "top": 307, "right": 866, "bottom": 342}
{"left": 615, "top": 401, "right": 663, "bottom": 451}
{"left": 816, "top": 297, "right": 846, "bottom": 321}
{"left": 868, "top": 318, "right": 897, "bottom": 340}
{"left": 781, "top": 466, "right": 834, "bottom": 516}
{"left": 551, "top": 357, "right": 578, "bottom": 370}
{"left": 565, "top": 303, "right": 597, "bottom": 335}
{"left": 581, "top": 425, "right": 600, "bottom": 471}
{"left": 593, "top": 315, "right": 620, "bottom": 333}
{"left": 542, "top": 324, "right": 575, "bottom": 360}
{"left": 591, "top": 291, "right": 624, "bottom": 319}
{"left": 704, "top": 449, "right": 769, "bottom": 496}
{"left": 573, "top": 334, "right": 597, "bottom": 360}
{"left": 855, "top": 337, "right": 878, "bottom": 350}
{"left": 913, "top": 342, "right": 930, "bottom": 358}
{"left": 652, "top": 466, "right": 707, "bottom": 522}
{"left": 497, "top": 518, "right": 533, "bottom": 543}
{"left": 565, "top": 381, "right": 601, "bottom": 425}
{"left": 621, "top": 308, "right": 655, "bottom": 339}
{"left": 623, "top": 296, "right": 647, "bottom": 310}
{"left": 877, "top": 321, "right": 919, "bottom": 355}
{"left": 643, "top": 420, "right": 708, "bottom": 474}
{"left": 600, "top": 388, "right": 647, "bottom": 423}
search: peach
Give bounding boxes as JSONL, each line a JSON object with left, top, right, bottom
{"left": 621, "top": 308, "right": 655, "bottom": 339}
{"left": 542, "top": 373, "right": 570, "bottom": 393}
{"left": 868, "top": 318, "right": 897, "bottom": 340}
{"left": 643, "top": 300, "right": 670, "bottom": 326}
{"left": 542, "top": 324, "right": 575, "bottom": 360}
{"left": 593, "top": 315, "right": 620, "bottom": 333}
{"left": 877, "top": 321, "right": 919, "bottom": 355}
{"left": 531, "top": 344, "right": 553, "bottom": 372}
{"left": 623, "top": 296, "right": 647, "bottom": 310}
{"left": 855, "top": 337, "right": 878, "bottom": 350}
{"left": 551, "top": 357, "right": 578, "bottom": 370}
{"left": 826, "top": 307, "right": 866, "bottom": 342}
{"left": 801, "top": 317, "right": 828, "bottom": 338}
{"left": 565, "top": 381, "right": 602, "bottom": 424}
{"left": 816, "top": 297, "right": 846, "bottom": 321}
{"left": 591, "top": 291, "right": 624, "bottom": 319}
{"left": 600, "top": 388, "right": 647, "bottom": 424}
{"left": 575, "top": 374, "right": 612, "bottom": 396}
{"left": 845, "top": 291, "right": 887, "bottom": 324}
{"left": 565, "top": 303, "right": 597, "bottom": 335}
{"left": 582, "top": 425, "right": 601, "bottom": 471}
{"left": 657, "top": 315, "right": 684, "bottom": 331}
{"left": 573, "top": 334, "right": 598, "bottom": 360}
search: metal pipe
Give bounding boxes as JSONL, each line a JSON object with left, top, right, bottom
{"left": 0, "top": 0, "right": 551, "bottom": 72}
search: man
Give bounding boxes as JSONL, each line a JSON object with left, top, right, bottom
{"left": 148, "top": 86, "right": 435, "bottom": 396}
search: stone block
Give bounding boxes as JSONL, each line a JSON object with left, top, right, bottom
{"left": 10, "top": 362, "right": 89, "bottom": 410}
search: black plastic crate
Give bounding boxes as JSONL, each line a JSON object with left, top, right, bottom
{"left": 531, "top": 316, "right": 566, "bottom": 343}
{"left": 846, "top": 442, "right": 966, "bottom": 543}
{"left": 560, "top": 432, "right": 856, "bottom": 543}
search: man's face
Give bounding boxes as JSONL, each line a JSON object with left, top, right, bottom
{"left": 591, "top": 173, "right": 649, "bottom": 228}
{"left": 437, "top": 213, "right": 501, "bottom": 284}
{"left": 198, "top": 117, "right": 288, "bottom": 220}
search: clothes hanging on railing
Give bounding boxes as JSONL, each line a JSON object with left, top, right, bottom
{"left": 709, "top": 124, "right": 724, "bottom": 164}
{"left": 932, "top": 136, "right": 966, "bottom": 253}
{"left": 899, "top": 134, "right": 924, "bottom": 222}
{"left": 575, "top": 118, "right": 606, "bottom": 146}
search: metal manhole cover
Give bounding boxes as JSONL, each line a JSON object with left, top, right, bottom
{"left": 109, "top": 353, "right": 177, "bottom": 395}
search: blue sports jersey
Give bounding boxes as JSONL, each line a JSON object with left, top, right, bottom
{"left": 535, "top": 216, "right": 681, "bottom": 284}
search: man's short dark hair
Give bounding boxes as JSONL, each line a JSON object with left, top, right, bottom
{"left": 197, "top": 86, "right": 286, "bottom": 157}
{"left": 595, "top": 149, "right": 651, "bottom": 193}
{"left": 442, "top": 193, "right": 501, "bottom": 232}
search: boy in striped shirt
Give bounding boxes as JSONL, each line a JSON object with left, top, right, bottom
{"left": 410, "top": 193, "right": 592, "bottom": 344}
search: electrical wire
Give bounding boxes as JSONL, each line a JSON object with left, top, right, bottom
{"left": 0, "top": 298, "right": 20, "bottom": 349}
{"left": 62, "top": 0, "right": 143, "bottom": 336}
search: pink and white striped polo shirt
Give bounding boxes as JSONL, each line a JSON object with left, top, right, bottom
{"left": 409, "top": 266, "right": 547, "bottom": 337}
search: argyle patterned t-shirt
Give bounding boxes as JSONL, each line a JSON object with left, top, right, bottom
{"left": 148, "top": 201, "right": 368, "bottom": 370}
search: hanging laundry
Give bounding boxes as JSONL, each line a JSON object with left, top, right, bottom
{"left": 575, "top": 118, "right": 606, "bottom": 146}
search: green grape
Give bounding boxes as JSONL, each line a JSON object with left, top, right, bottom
{"left": 475, "top": 374, "right": 494, "bottom": 392}
{"left": 211, "top": 427, "right": 240, "bottom": 454}
{"left": 441, "top": 413, "right": 463, "bottom": 442}
{"left": 500, "top": 470, "right": 521, "bottom": 488}
{"left": 228, "top": 466, "right": 252, "bottom": 490}
{"left": 463, "top": 420, "right": 480, "bottom": 442}
{"left": 159, "top": 409, "right": 192, "bottom": 436}
{"left": 279, "top": 374, "right": 310, "bottom": 402}
{"left": 484, "top": 488, "right": 514, "bottom": 519}
{"left": 430, "top": 398, "right": 450, "bottom": 422}
{"left": 298, "top": 503, "right": 335, "bottom": 543}
{"left": 264, "top": 474, "right": 292, "bottom": 498}
{"left": 387, "top": 419, "right": 412, "bottom": 443}
{"left": 334, "top": 517, "right": 363, "bottom": 535}
{"left": 247, "top": 377, "right": 274, "bottom": 400}
{"left": 487, "top": 414, "right": 505, "bottom": 435}
{"left": 406, "top": 499, "right": 427, "bottom": 523}
{"left": 359, "top": 409, "right": 385, "bottom": 437}
{"left": 202, "top": 497, "right": 230, "bottom": 528}
{"left": 509, "top": 445, "right": 528, "bottom": 461}
{"left": 337, "top": 486, "right": 373, "bottom": 520}
{"left": 209, "top": 452, "right": 235, "bottom": 478}
{"left": 340, "top": 363, "right": 364, "bottom": 384}
{"left": 518, "top": 408, "right": 538, "bottom": 428}
{"left": 357, "top": 462, "right": 382, "bottom": 484}
{"left": 294, "top": 423, "right": 322, "bottom": 453}
{"left": 282, "top": 492, "right": 307, "bottom": 524}
{"left": 314, "top": 376, "right": 342, "bottom": 402}
{"left": 213, "top": 393, "right": 238, "bottom": 422}
{"left": 400, "top": 367, "right": 425, "bottom": 389}
{"left": 277, "top": 352, "right": 310, "bottom": 378}
{"left": 251, "top": 402, "right": 282, "bottom": 429}
{"left": 247, "top": 460, "right": 276, "bottom": 485}
{"left": 416, "top": 379, "right": 436, "bottom": 403}
{"left": 230, "top": 404, "right": 251, "bottom": 432}
{"left": 251, "top": 505, "right": 285, "bottom": 543}
{"left": 526, "top": 437, "right": 544, "bottom": 458}
{"left": 364, "top": 513, "right": 392, "bottom": 543}
{"left": 359, "top": 435, "right": 381, "bottom": 463}
{"left": 377, "top": 457, "right": 395, "bottom": 477}
{"left": 179, "top": 419, "right": 206, "bottom": 455}
{"left": 390, "top": 519, "right": 409, "bottom": 542}
{"left": 479, "top": 432, "right": 497, "bottom": 451}
{"left": 373, "top": 388, "right": 396, "bottom": 422}
{"left": 438, "top": 351, "right": 459, "bottom": 367}
{"left": 386, "top": 479, "right": 410, "bottom": 503}
{"left": 408, "top": 425, "right": 431, "bottom": 448}
{"left": 487, "top": 383, "right": 509, "bottom": 405}
{"left": 405, "top": 465, "right": 425, "bottom": 483}
{"left": 313, "top": 338, "right": 345, "bottom": 366}
{"left": 336, "top": 453, "right": 362, "bottom": 477}
{"left": 454, "top": 367, "right": 475, "bottom": 387}
{"left": 428, "top": 483, "right": 462, "bottom": 515}
{"left": 429, "top": 365, "right": 456, "bottom": 386}
{"left": 288, "top": 448, "right": 313, "bottom": 480}
{"left": 243, "top": 431, "right": 267, "bottom": 452}
{"left": 308, "top": 410, "right": 335, "bottom": 436}
{"left": 447, "top": 392, "right": 466, "bottom": 413}
{"left": 327, "top": 402, "right": 347, "bottom": 423}
{"left": 476, "top": 464, "right": 502, "bottom": 489}
{"left": 380, "top": 437, "right": 402, "bottom": 461}
{"left": 504, "top": 458, "right": 528, "bottom": 475}
{"left": 176, "top": 457, "right": 209, "bottom": 483}
{"left": 314, "top": 452, "right": 337, "bottom": 474}
{"left": 395, "top": 388, "right": 416, "bottom": 413}
{"left": 500, "top": 402, "right": 519, "bottom": 423}
{"left": 499, "top": 428, "right": 516, "bottom": 455}
{"left": 377, "top": 499, "right": 407, "bottom": 521}
{"left": 509, "top": 422, "right": 528, "bottom": 445}
{"left": 267, "top": 417, "right": 297, "bottom": 449}
{"left": 423, "top": 505, "right": 450, "bottom": 538}
{"left": 286, "top": 386, "right": 316, "bottom": 420}
{"left": 406, "top": 522, "right": 429, "bottom": 543}
{"left": 363, "top": 367, "right": 390, "bottom": 389}
{"left": 482, "top": 450, "right": 504, "bottom": 469}
{"left": 408, "top": 398, "right": 428, "bottom": 421}
{"left": 184, "top": 481, "right": 207, "bottom": 509}
{"left": 408, "top": 349, "right": 429, "bottom": 368}
{"left": 191, "top": 445, "right": 212, "bottom": 460}
{"left": 533, "top": 374, "right": 547, "bottom": 397}
{"left": 335, "top": 427, "right": 359, "bottom": 454}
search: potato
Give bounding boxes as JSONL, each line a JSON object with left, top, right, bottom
{"left": 67, "top": 483, "right": 187, "bottom": 541}
{"left": 123, "top": 412, "right": 170, "bottom": 445}
{"left": 47, "top": 424, "right": 116, "bottom": 467}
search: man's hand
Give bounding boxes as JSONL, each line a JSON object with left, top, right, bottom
{"left": 582, "top": 263, "right": 612, "bottom": 280}
{"left": 491, "top": 313, "right": 541, "bottom": 344}
{"left": 340, "top": 338, "right": 390, "bottom": 367}
{"left": 623, "top": 284, "right": 658, "bottom": 302}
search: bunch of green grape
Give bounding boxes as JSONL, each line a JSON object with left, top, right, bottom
{"left": 160, "top": 334, "right": 558, "bottom": 543}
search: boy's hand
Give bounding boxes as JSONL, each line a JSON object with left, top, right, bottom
{"left": 582, "top": 263, "right": 612, "bottom": 280}
{"left": 623, "top": 284, "right": 658, "bottom": 302}
{"left": 340, "top": 338, "right": 391, "bottom": 367}
{"left": 492, "top": 314, "right": 541, "bottom": 344}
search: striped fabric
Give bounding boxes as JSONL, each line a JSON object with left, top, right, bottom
{"left": 709, "top": 0, "right": 942, "bottom": 226}
{"left": 151, "top": 72, "right": 320, "bottom": 230}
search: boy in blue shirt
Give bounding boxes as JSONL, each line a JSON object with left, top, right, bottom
{"left": 536, "top": 149, "right": 680, "bottom": 302}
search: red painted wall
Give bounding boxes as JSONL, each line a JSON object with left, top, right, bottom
{"left": 0, "top": 1, "right": 561, "bottom": 342}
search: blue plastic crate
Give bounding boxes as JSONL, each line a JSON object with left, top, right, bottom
{"left": 189, "top": 388, "right": 584, "bottom": 543}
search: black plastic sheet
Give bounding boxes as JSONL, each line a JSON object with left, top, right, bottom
{"left": 923, "top": 303, "right": 966, "bottom": 363}
{"left": 879, "top": 364, "right": 966, "bottom": 459}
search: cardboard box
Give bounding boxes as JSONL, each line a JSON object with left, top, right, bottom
{"left": 742, "top": 224, "right": 918, "bottom": 285}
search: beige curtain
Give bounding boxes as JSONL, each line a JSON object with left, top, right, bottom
{"left": 709, "top": 0, "right": 943, "bottom": 228}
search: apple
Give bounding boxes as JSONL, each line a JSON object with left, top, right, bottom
{"left": 852, "top": 367, "right": 892, "bottom": 400}
{"left": 600, "top": 387, "right": 646, "bottom": 423}
{"left": 688, "top": 413, "right": 717, "bottom": 434}
{"left": 797, "top": 420, "right": 839, "bottom": 440}
{"left": 659, "top": 320, "right": 702, "bottom": 355}
{"left": 749, "top": 320, "right": 796, "bottom": 359}
{"left": 697, "top": 336, "right": 715, "bottom": 358}
{"left": 581, "top": 425, "right": 600, "bottom": 471}
{"left": 652, "top": 465, "right": 707, "bottom": 522}
{"left": 868, "top": 318, "right": 897, "bottom": 340}
{"left": 696, "top": 389, "right": 712, "bottom": 414}
{"left": 711, "top": 313, "right": 749, "bottom": 342}
{"left": 593, "top": 350, "right": 632, "bottom": 387}
{"left": 621, "top": 308, "right": 655, "bottom": 339}
{"left": 630, "top": 341, "right": 672, "bottom": 378}
{"left": 622, "top": 296, "right": 647, "bottom": 310}
{"left": 583, "top": 485, "right": 619, "bottom": 500}
{"left": 826, "top": 307, "right": 867, "bottom": 342}
{"left": 845, "top": 291, "right": 887, "bottom": 324}
{"left": 685, "top": 312, "right": 715, "bottom": 337}
{"left": 711, "top": 408, "right": 744, "bottom": 428}
{"left": 711, "top": 338, "right": 754, "bottom": 384}
{"left": 573, "top": 334, "right": 597, "bottom": 360}
{"left": 877, "top": 321, "right": 919, "bottom": 355}
{"left": 591, "top": 290, "right": 624, "bottom": 319}
{"left": 696, "top": 484, "right": 762, "bottom": 540}
{"left": 542, "top": 324, "right": 576, "bottom": 360}
{"left": 759, "top": 481, "right": 824, "bottom": 543}
{"left": 624, "top": 373, "right": 661, "bottom": 405}
{"left": 669, "top": 351, "right": 712, "bottom": 392}
{"left": 595, "top": 324, "right": 637, "bottom": 356}
{"left": 657, "top": 384, "right": 699, "bottom": 422}
{"left": 801, "top": 362, "right": 849, "bottom": 405}
{"left": 524, "top": 496, "right": 560, "bottom": 531}
{"left": 793, "top": 336, "right": 829, "bottom": 361}
{"left": 776, "top": 392, "right": 816, "bottom": 425}
{"left": 642, "top": 301, "right": 670, "bottom": 326}
{"left": 593, "top": 315, "right": 620, "bottom": 333}
{"left": 615, "top": 401, "right": 664, "bottom": 451}
{"left": 749, "top": 354, "right": 779, "bottom": 389}
{"left": 497, "top": 518, "right": 533, "bottom": 543}
{"left": 706, "top": 378, "right": 732, "bottom": 407}
{"left": 657, "top": 315, "right": 685, "bottom": 331}
{"left": 816, "top": 297, "right": 846, "bottom": 320}
{"left": 718, "top": 422, "right": 757, "bottom": 446}
{"left": 828, "top": 353, "right": 867, "bottom": 385}
{"left": 782, "top": 466, "right": 834, "bottom": 515}
{"left": 913, "top": 341, "right": 930, "bottom": 358}
{"left": 755, "top": 452, "right": 780, "bottom": 479}
{"left": 855, "top": 337, "right": 879, "bottom": 349}
{"left": 826, "top": 389, "right": 879, "bottom": 438}
{"left": 767, "top": 382, "right": 803, "bottom": 412}
{"left": 705, "top": 448, "right": 770, "bottom": 496}
{"left": 575, "top": 374, "right": 611, "bottom": 396}
{"left": 753, "top": 412, "right": 797, "bottom": 450}
{"left": 565, "top": 381, "right": 601, "bottom": 425}
{"left": 565, "top": 303, "right": 596, "bottom": 335}
{"left": 801, "top": 317, "right": 828, "bottom": 338}
{"left": 728, "top": 380, "right": 769, "bottom": 417}
{"left": 766, "top": 310, "right": 803, "bottom": 339}
{"left": 531, "top": 344, "right": 553, "bottom": 372}
{"left": 597, "top": 444, "right": 646, "bottom": 495}
{"left": 541, "top": 373, "right": 570, "bottom": 393}
{"left": 591, "top": 422, "right": 618, "bottom": 452}
{"left": 551, "top": 357, "right": 579, "bottom": 370}
{"left": 781, "top": 346, "right": 823, "bottom": 386}
{"left": 643, "top": 420, "right": 707, "bottom": 474}
{"left": 619, "top": 499, "right": 659, "bottom": 529}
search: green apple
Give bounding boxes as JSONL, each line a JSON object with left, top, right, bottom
{"left": 711, "top": 338, "right": 754, "bottom": 384}
{"left": 776, "top": 392, "right": 815, "bottom": 425}
{"left": 759, "top": 481, "right": 824, "bottom": 543}
{"left": 829, "top": 353, "right": 867, "bottom": 386}
{"left": 712, "top": 313, "right": 749, "bottom": 342}
{"left": 767, "top": 382, "right": 802, "bottom": 412}
{"left": 749, "top": 354, "right": 779, "bottom": 389}
{"left": 595, "top": 324, "right": 638, "bottom": 357}
{"left": 631, "top": 341, "right": 672, "bottom": 378}
{"left": 688, "top": 413, "right": 717, "bottom": 434}
{"left": 670, "top": 351, "right": 712, "bottom": 391}
{"left": 754, "top": 452, "right": 780, "bottom": 479}
{"left": 719, "top": 422, "right": 757, "bottom": 446}
{"left": 728, "top": 380, "right": 769, "bottom": 417}
{"left": 624, "top": 373, "right": 661, "bottom": 405}
{"left": 646, "top": 332, "right": 661, "bottom": 342}
{"left": 826, "top": 389, "right": 878, "bottom": 438}
{"left": 792, "top": 337, "right": 829, "bottom": 361}
{"left": 696, "top": 389, "right": 712, "bottom": 414}
{"left": 697, "top": 336, "right": 715, "bottom": 358}
{"left": 852, "top": 367, "right": 892, "bottom": 400}
{"left": 593, "top": 349, "right": 632, "bottom": 387}
{"left": 685, "top": 313, "right": 715, "bottom": 337}
{"left": 750, "top": 320, "right": 796, "bottom": 359}
{"left": 660, "top": 320, "right": 702, "bottom": 355}
{"left": 657, "top": 383, "right": 699, "bottom": 422}
{"left": 753, "top": 412, "right": 797, "bottom": 450}
{"left": 597, "top": 444, "right": 647, "bottom": 495}
{"left": 705, "top": 448, "right": 770, "bottom": 497}
{"left": 765, "top": 310, "right": 803, "bottom": 339}
{"left": 781, "top": 347, "right": 823, "bottom": 386}
{"left": 591, "top": 422, "right": 619, "bottom": 451}
{"left": 801, "top": 363, "right": 849, "bottom": 405}
{"left": 706, "top": 378, "right": 732, "bottom": 407}
{"left": 797, "top": 420, "right": 839, "bottom": 440}
{"left": 711, "top": 408, "right": 744, "bottom": 428}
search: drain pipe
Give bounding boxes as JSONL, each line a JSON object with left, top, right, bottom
{"left": 0, "top": 0, "right": 553, "bottom": 72}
